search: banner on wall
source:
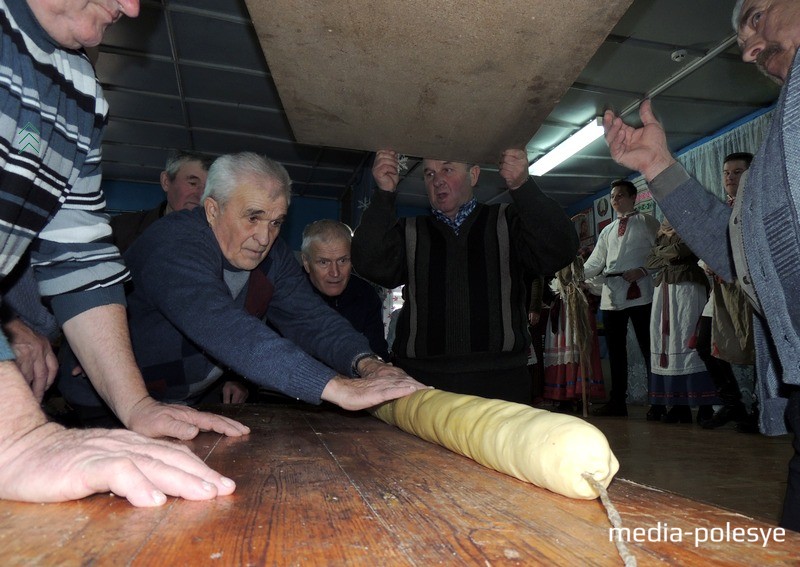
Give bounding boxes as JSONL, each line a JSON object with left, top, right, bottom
{"left": 571, "top": 208, "right": 595, "bottom": 248}
{"left": 634, "top": 186, "right": 655, "bottom": 215}
{"left": 594, "top": 193, "right": 611, "bottom": 234}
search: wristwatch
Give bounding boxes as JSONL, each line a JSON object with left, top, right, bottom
{"left": 352, "top": 353, "right": 385, "bottom": 377}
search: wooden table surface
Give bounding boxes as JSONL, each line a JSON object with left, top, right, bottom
{"left": 1, "top": 403, "right": 798, "bottom": 566}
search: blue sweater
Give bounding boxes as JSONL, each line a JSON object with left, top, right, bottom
{"left": 0, "top": 1, "right": 128, "bottom": 359}
{"left": 125, "top": 207, "right": 373, "bottom": 404}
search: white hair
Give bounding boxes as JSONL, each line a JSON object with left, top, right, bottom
{"left": 732, "top": 0, "right": 747, "bottom": 30}
{"left": 202, "top": 152, "right": 292, "bottom": 208}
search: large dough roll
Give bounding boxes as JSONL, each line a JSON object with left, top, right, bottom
{"left": 373, "top": 389, "right": 619, "bottom": 499}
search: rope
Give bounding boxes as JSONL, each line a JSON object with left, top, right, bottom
{"left": 582, "top": 473, "right": 637, "bottom": 567}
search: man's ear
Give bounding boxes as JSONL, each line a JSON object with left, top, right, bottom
{"left": 160, "top": 171, "right": 170, "bottom": 193}
{"left": 301, "top": 255, "right": 311, "bottom": 274}
{"left": 469, "top": 165, "right": 480, "bottom": 186}
{"left": 204, "top": 197, "right": 218, "bottom": 225}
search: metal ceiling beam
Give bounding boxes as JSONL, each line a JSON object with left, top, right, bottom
{"left": 97, "top": 45, "right": 272, "bottom": 78}
{"left": 618, "top": 33, "right": 739, "bottom": 118}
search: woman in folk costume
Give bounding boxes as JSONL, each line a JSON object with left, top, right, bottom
{"left": 543, "top": 255, "right": 605, "bottom": 414}
{"left": 646, "top": 219, "right": 720, "bottom": 423}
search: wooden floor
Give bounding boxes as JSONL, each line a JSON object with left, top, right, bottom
{"left": 552, "top": 402, "right": 794, "bottom": 525}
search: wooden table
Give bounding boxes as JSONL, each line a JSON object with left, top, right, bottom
{"left": 1, "top": 404, "right": 798, "bottom": 566}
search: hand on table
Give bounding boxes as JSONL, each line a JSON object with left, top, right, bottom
{"left": 0, "top": 422, "right": 236, "bottom": 507}
{"left": 321, "top": 364, "right": 428, "bottom": 411}
{"left": 125, "top": 396, "right": 250, "bottom": 440}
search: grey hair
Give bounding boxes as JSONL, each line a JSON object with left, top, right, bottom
{"left": 732, "top": 0, "right": 747, "bottom": 30}
{"left": 163, "top": 149, "right": 215, "bottom": 181}
{"left": 202, "top": 152, "right": 292, "bottom": 208}
{"left": 301, "top": 219, "right": 352, "bottom": 258}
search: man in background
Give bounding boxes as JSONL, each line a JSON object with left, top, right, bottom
{"left": 112, "top": 150, "right": 215, "bottom": 253}
{"left": 352, "top": 148, "right": 577, "bottom": 403}
{"left": 583, "top": 180, "right": 660, "bottom": 417}
{"left": 697, "top": 152, "right": 757, "bottom": 431}
{"left": 301, "top": 220, "right": 389, "bottom": 360}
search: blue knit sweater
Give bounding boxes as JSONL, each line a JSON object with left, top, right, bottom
{"left": 125, "top": 207, "right": 373, "bottom": 404}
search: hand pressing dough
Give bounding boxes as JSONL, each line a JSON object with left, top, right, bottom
{"left": 373, "top": 389, "right": 619, "bottom": 499}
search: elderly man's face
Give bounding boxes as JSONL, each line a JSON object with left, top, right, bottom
{"left": 737, "top": 0, "right": 800, "bottom": 84}
{"left": 27, "top": 0, "right": 140, "bottom": 49}
{"left": 204, "top": 177, "right": 288, "bottom": 271}
{"left": 422, "top": 160, "right": 479, "bottom": 221}
{"left": 302, "top": 238, "right": 352, "bottom": 298}
{"left": 162, "top": 160, "right": 208, "bottom": 213}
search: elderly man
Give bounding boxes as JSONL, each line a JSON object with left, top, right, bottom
{"left": 603, "top": 0, "right": 800, "bottom": 531}
{"left": 0, "top": 0, "right": 244, "bottom": 507}
{"left": 301, "top": 220, "right": 390, "bottom": 360}
{"left": 61, "top": 148, "right": 251, "bottom": 408}
{"left": 352, "top": 149, "right": 578, "bottom": 404}
{"left": 583, "top": 179, "right": 660, "bottom": 418}
{"left": 65, "top": 152, "right": 426, "bottom": 413}
{"left": 112, "top": 150, "right": 215, "bottom": 253}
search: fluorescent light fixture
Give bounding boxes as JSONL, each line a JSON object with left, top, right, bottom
{"left": 528, "top": 117, "right": 604, "bottom": 176}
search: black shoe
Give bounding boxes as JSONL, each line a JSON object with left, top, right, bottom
{"left": 735, "top": 410, "right": 760, "bottom": 434}
{"left": 701, "top": 404, "right": 748, "bottom": 429}
{"left": 592, "top": 401, "right": 628, "bottom": 417}
{"left": 696, "top": 405, "right": 715, "bottom": 424}
{"left": 646, "top": 405, "right": 666, "bottom": 421}
{"left": 663, "top": 405, "right": 692, "bottom": 423}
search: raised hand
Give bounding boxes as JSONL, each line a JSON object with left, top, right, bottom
{"left": 372, "top": 149, "right": 401, "bottom": 192}
{"left": 603, "top": 100, "right": 676, "bottom": 182}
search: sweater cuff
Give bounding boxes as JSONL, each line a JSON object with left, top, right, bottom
{"left": 648, "top": 162, "right": 691, "bottom": 200}
{"left": 370, "top": 186, "right": 398, "bottom": 208}
{"left": 50, "top": 284, "right": 127, "bottom": 326}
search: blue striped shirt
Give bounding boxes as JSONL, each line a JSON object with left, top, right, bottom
{"left": 0, "top": 1, "right": 128, "bottom": 358}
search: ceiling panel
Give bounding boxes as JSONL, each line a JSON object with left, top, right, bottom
{"left": 246, "top": 0, "right": 634, "bottom": 164}
{"left": 95, "top": 0, "right": 781, "bottom": 213}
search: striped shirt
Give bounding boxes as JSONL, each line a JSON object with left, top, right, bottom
{"left": 0, "top": 2, "right": 128, "bottom": 357}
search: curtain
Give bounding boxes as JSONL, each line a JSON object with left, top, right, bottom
{"left": 631, "top": 109, "right": 775, "bottom": 218}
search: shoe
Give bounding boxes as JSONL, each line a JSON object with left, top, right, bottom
{"left": 592, "top": 401, "right": 628, "bottom": 417}
{"left": 662, "top": 405, "right": 692, "bottom": 423}
{"left": 696, "top": 405, "right": 714, "bottom": 424}
{"left": 646, "top": 405, "right": 666, "bottom": 421}
{"left": 701, "top": 404, "right": 748, "bottom": 429}
{"left": 735, "top": 410, "right": 760, "bottom": 434}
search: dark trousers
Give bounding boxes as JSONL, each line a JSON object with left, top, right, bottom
{"left": 782, "top": 387, "right": 800, "bottom": 532}
{"left": 695, "top": 315, "right": 743, "bottom": 407}
{"left": 602, "top": 304, "right": 652, "bottom": 404}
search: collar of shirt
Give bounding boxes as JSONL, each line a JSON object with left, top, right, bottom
{"left": 432, "top": 198, "right": 478, "bottom": 234}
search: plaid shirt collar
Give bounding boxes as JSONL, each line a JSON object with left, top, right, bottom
{"left": 432, "top": 198, "right": 478, "bottom": 234}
